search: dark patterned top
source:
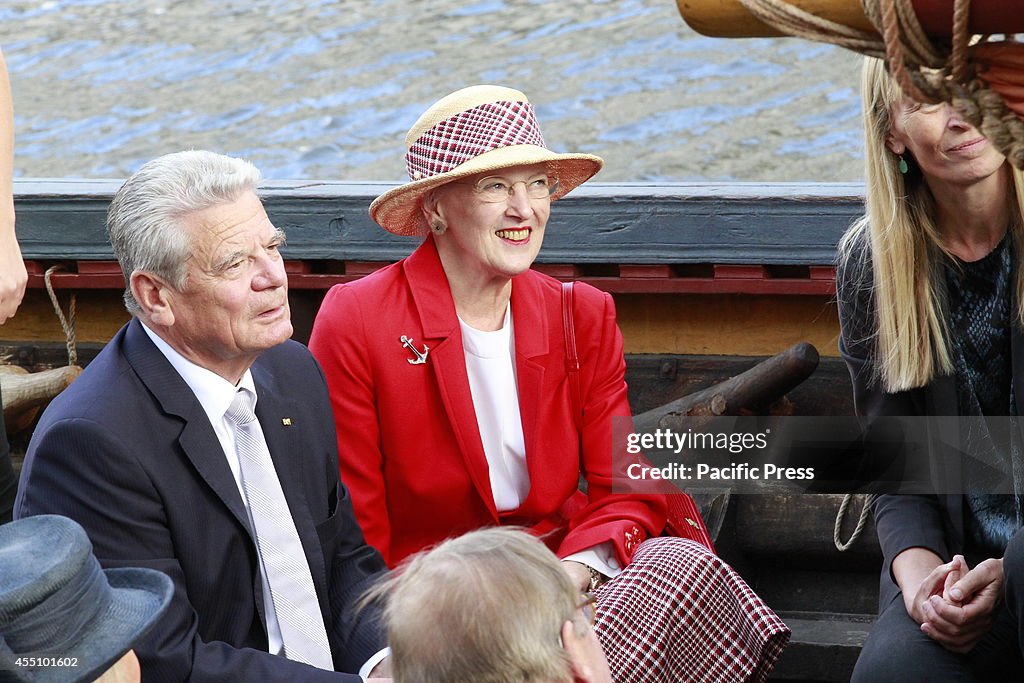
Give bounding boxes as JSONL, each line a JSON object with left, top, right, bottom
{"left": 945, "top": 235, "right": 1013, "bottom": 418}
{"left": 944, "top": 234, "right": 1022, "bottom": 560}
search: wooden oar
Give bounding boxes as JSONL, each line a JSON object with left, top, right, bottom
{"left": 676, "top": 0, "right": 1023, "bottom": 38}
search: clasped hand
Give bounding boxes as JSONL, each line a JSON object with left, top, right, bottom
{"left": 906, "top": 555, "right": 1003, "bottom": 653}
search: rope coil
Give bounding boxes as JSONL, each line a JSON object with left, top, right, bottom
{"left": 834, "top": 493, "right": 877, "bottom": 551}
{"left": 43, "top": 265, "right": 78, "bottom": 367}
{"left": 735, "top": 0, "right": 1024, "bottom": 169}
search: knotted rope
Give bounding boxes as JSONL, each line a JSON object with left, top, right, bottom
{"left": 43, "top": 265, "right": 78, "bottom": 367}
{"left": 735, "top": 0, "right": 1024, "bottom": 169}
{"left": 834, "top": 492, "right": 877, "bottom": 551}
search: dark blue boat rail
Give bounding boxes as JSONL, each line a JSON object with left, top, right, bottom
{"left": 15, "top": 180, "right": 865, "bottom": 266}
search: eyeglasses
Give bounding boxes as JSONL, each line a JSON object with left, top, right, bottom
{"left": 576, "top": 592, "right": 597, "bottom": 627}
{"left": 558, "top": 593, "right": 598, "bottom": 648}
{"left": 459, "top": 175, "right": 560, "bottom": 203}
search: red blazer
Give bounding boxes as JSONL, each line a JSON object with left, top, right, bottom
{"left": 309, "top": 236, "right": 667, "bottom": 567}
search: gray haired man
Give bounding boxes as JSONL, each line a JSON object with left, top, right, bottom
{"left": 16, "top": 151, "right": 390, "bottom": 680}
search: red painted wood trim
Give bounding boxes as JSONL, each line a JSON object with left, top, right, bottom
{"left": 533, "top": 264, "right": 582, "bottom": 278}
{"left": 714, "top": 265, "right": 769, "bottom": 280}
{"left": 809, "top": 266, "right": 836, "bottom": 281}
{"left": 344, "top": 261, "right": 393, "bottom": 277}
{"left": 23, "top": 260, "right": 838, "bottom": 296}
{"left": 913, "top": 0, "right": 1022, "bottom": 36}
{"left": 619, "top": 265, "right": 673, "bottom": 279}
{"left": 575, "top": 277, "right": 835, "bottom": 296}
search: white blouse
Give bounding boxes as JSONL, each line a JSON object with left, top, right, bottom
{"left": 458, "top": 306, "right": 529, "bottom": 511}
{"left": 458, "top": 304, "right": 620, "bottom": 578}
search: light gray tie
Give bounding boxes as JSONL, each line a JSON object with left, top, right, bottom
{"left": 226, "top": 389, "right": 333, "bottom": 669}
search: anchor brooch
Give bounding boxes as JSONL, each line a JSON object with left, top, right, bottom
{"left": 400, "top": 335, "right": 430, "bottom": 365}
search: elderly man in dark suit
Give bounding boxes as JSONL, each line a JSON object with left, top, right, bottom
{"left": 15, "top": 151, "right": 390, "bottom": 681}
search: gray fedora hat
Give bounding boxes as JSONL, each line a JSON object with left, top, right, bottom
{"left": 0, "top": 515, "right": 173, "bottom": 682}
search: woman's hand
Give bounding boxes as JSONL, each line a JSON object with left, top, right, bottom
{"left": 561, "top": 560, "right": 592, "bottom": 592}
{"left": 920, "top": 558, "right": 1003, "bottom": 653}
{"left": 893, "top": 548, "right": 952, "bottom": 624}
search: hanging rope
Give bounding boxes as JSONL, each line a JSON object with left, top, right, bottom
{"left": 834, "top": 493, "right": 877, "bottom": 551}
{"left": 736, "top": 0, "right": 938, "bottom": 62}
{"left": 734, "top": 0, "right": 1024, "bottom": 170}
{"left": 948, "top": 0, "right": 971, "bottom": 82}
{"left": 43, "top": 265, "right": 78, "bottom": 367}
{"left": 735, "top": 0, "right": 885, "bottom": 56}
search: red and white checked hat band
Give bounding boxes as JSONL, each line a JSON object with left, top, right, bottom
{"left": 370, "top": 85, "right": 603, "bottom": 236}
{"left": 405, "top": 100, "right": 545, "bottom": 181}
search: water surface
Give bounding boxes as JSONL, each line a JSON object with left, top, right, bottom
{"left": 3, "top": 0, "right": 864, "bottom": 181}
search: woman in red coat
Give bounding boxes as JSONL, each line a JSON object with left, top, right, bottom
{"left": 310, "top": 85, "right": 788, "bottom": 682}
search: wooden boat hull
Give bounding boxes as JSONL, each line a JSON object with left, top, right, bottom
{"left": 1, "top": 180, "right": 870, "bottom": 680}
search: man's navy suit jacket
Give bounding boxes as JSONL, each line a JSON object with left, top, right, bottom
{"left": 16, "top": 319, "right": 387, "bottom": 681}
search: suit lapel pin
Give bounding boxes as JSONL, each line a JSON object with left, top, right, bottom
{"left": 281, "top": 418, "right": 292, "bottom": 426}
{"left": 400, "top": 335, "right": 429, "bottom": 365}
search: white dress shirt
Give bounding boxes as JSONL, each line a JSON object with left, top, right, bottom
{"left": 140, "top": 323, "right": 387, "bottom": 679}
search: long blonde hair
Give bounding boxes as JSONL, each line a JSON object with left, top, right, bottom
{"left": 839, "top": 57, "right": 1024, "bottom": 393}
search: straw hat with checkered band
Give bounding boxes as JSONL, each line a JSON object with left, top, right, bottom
{"left": 370, "top": 85, "right": 604, "bottom": 236}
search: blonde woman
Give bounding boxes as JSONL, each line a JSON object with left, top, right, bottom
{"left": 838, "top": 57, "right": 1024, "bottom": 679}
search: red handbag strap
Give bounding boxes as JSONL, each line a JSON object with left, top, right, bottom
{"left": 561, "top": 281, "right": 582, "bottom": 433}
{"left": 561, "top": 280, "right": 715, "bottom": 555}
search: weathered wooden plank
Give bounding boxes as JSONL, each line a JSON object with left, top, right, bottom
{"left": 634, "top": 343, "right": 820, "bottom": 431}
{"left": 736, "top": 493, "right": 881, "bottom": 569}
{"left": 1, "top": 288, "right": 844, "bottom": 358}
{"left": 625, "top": 355, "right": 854, "bottom": 416}
{"left": 770, "top": 612, "right": 874, "bottom": 682}
{"left": 14, "top": 180, "right": 864, "bottom": 265}
{"left": 756, "top": 569, "right": 878, "bottom": 615}
{"left": 615, "top": 293, "right": 842, "bottom": 358}
{"left": 1, "top": 345, "right": 855, "bottom": 414}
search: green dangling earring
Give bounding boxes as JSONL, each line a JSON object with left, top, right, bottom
{"left": 898, "top": 155, "right": 909, "bottom": 175}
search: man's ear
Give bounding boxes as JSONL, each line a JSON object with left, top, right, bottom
{"left": 561, "top": 620, "right": 593, "bottom": 682}
{"left": 130, "top": 271, "right": 175, "bottom": 327}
